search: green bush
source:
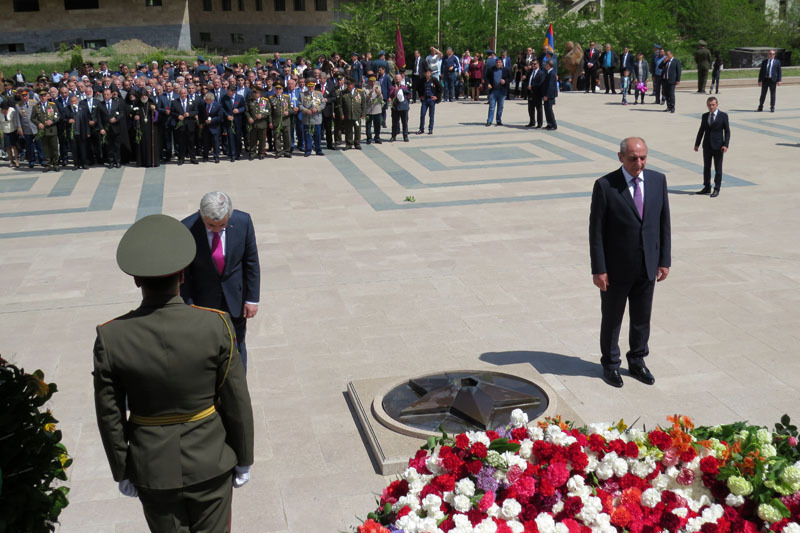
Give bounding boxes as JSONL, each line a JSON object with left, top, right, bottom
{"left": 69, "top": 45, "right": 83, "bottom": 72}
{"left": 0, "top": 357, "right": 71, "bottom": 533}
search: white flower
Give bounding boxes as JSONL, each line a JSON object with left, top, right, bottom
{"left": 510, "top": 408, "right": 528, "bottom": 427}
{"left": 452, "top": 494, "right": 472, "bottom": 513}
{"left": 504, "top": 452, "right": 528, "bottom": 472}
{"left": 519, "top": 439, "right": 534, "bottom": 460}
{"left": 453, "top": 514, "right": 472, "bottom": 528}
{"left": 725, "top": 493, "right": 745, "bottom": 507}
{"left": 501, "top": 498, "right": 522, "bottom": 520}
{"left": 757, "top": 428, "right": 773, "bottom": 444}
{"left": 535, "top": 512, "right": 556, "bottom": 533}
{"left": 566, "top": 474, "right": 586, "bottom": 494}
{"left": 421, "top": 494, "right": 442, "bottom": 513}
{"left": 782, "top": 523, "right": 800, "bottom": 533}
{"left": 475, "top": 517, "right": 499, "bottom": 533}
{"left": 508, "top": 520, "right": 525, "bottom": 533}
{"left": 528, "top": 426, "right": 544, "bottom": 441}
{"left": 455, "top": 478, "right": 476, "bottom": 497}
{"left": 555, "top": 523, "right": 570, "bottom": 533}
{"left": 631, "top": 455, "right": 657, "bottom": 478}
{"left": 641, "top": 488, "right": 662, "bottom": 508}
{"left": 585, "top": 452, "right": 599, "bottom": 474}
{"left": 612, "top": 456, "right": 629, "bottom": 477}
{"left": 761, "top": 443, "right": 777, "bottom": 457}
{"left": 486, "top": 502, "right": 500, "bottom": 518}
{"left": 426, "top": 453, "right": 443, "bottom": 474}
{"left": 396, "top": 494, "right": 421, "bottom": 512}
{"left": 673, "top": 507, "right": 688, "bottom": 518}
{"left": 652, "top": 473, "right": 670, "bottom": 491}
{"left": 551, "top": 501, "right": 564, "bottom": 514}
{"left": 467, "top": 431, "right": 491, "bottom": 447}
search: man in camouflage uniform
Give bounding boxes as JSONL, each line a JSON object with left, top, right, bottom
{"left": 31, "top": 90, "right": 61, "bottom": 171}
{"left": 245, "top": 87, "right": 269, "bottom": 160}
{"left": 299, "top": 80, "right": 325, "bottom": 156}
{"left": 336, "top": 77, "right": 365, "bottom": 150}
{"left": 267, "top": 82, "right": 292, "bottom": 158}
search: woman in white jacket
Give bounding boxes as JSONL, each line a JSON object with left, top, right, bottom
{"left": 0, "top": 100, "right": 21, "bottom": 168}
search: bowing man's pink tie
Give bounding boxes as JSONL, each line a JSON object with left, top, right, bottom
{"left": 633, "top": 177, "right": 644, "bottom": 219}
{"left": 211, "top": 231, "right": 225, "bottom": 274}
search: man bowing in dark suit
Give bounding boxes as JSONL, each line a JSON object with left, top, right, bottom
{"left": 182, "top": 192, "right": 260, "bottom": 370}
{"left": 589, "top": 137, "right": 671, "bottom": 388}
{"left": 694, "top": 97, "right": 730, "bottom": 198}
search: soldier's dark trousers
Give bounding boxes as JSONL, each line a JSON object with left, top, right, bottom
{"left": 322, "top": 115, "right": 334, "bottom": 148}
{"left": 137, "top": 471, "right": 233, "bottom": 533}
{"left": 249, "top": 127, "right": 266, "bottom": 157}
{"left": 697, "top": 68, "right": 709, "bottom": 92}
{"left": 344, "top": 119, "right": 361, "bottom": 148}
{"left": 274, "top": 125, "right": 290, "bottom": 155}
{"left": 41, "top": 134, "right": 59, "bottom": 168}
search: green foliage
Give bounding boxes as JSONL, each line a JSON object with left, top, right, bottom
{"left": 0, "top": 358, "right": 71, "bottom": 533}
{"left": 230, "top": 47, "right": 262, "bottom": 68}
{"left": 68, "top": 45, "right": 83, "bottom": 72}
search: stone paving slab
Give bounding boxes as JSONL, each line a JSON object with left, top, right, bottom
{"left": 1, "top": 84, "right": 799, "bottom": 532}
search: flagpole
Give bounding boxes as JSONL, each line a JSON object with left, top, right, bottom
{"left": 494, "top": 0, "right": 499, "bottom": 53}
{"left": 438, "top": 0, "right": 441, "bottom": 49}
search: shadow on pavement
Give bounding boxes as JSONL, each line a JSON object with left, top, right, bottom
{"left": 480, "top": 350, "right": 602, "bottom": 379}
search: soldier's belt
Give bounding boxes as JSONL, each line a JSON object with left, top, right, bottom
{"left": 129, "top": 405, "right": 216, "bottom": 426}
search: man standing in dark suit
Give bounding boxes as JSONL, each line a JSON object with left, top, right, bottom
{"left": 181, "top": 192, "right": 260, "bottom": 370}
{"left": 97, "top": 88, "right": 122, "bottom": 168}
{"left": 80, "top": 87, "right": 101, "bottom": 166}
{"left": 64, "top": 94, "right": 90, "bottom": 170}
{"left": 589, "top": 137, "right": 671, "bottom": 388}
{"left": 94, "top": 214, "right": 254, "bottom": 532}
{"left": 543, "top": 59, "right": 558, "bottom": 131}
{"left": 170, "top": 87, "right": 199, "bottom": 165}
{"left": 221, "top": 86, "right": 245, "bottom": 162}
{"left": 525, "top": 59, "right": 545, "bottom": 128}
{"left": 55, "top": 86, "right": 72, "bottom": 167}
{"left": 410, "top": 49, "right": 426, "bottom": 104}
{"left": 583, "top": 41, "right": 600, "bottom": 93}
{"left": 660, "top": 50, "right": 681, "bottom": 113}
{"left": 201, "top": 91, "right": 222, "bottom": 163}
{"left": 619, "top": 47, "right": 634, "bottom": 95}
{"left": 694, "top": 97, "right": 730, "bottom": 198}
{"left": 600, "top": 43, "right": 619, "bottom": 94}
{"left": 757, "top": 49, "right": 781, "bottom": 112}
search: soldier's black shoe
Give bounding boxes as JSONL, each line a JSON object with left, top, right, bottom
{"left": 710, "top": 189, "right": 720, "bottom": 198}
{"left": 629, "top": 364, "right": 655, "bottom": 385}
{"left": 603, "top": 369, "right": 623, "bottom": 388}
{"left": 696, "top": 186, "right": 712, "bottom": 195}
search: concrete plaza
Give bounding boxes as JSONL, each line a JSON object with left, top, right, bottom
{"left": 1, "top": 82, "right": 799, "bottom": 532}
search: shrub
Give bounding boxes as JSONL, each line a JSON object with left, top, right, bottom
{"left": 0, "top": 357, "right": 71, "bottom": 533}
{"left": 68, "top": 45, "right": 83, "bottom": 72}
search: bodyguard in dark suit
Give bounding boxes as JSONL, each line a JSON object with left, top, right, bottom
{"left": 94, "top": 214, "right": 254, "bottom": 533}
{"left": 589, "top": 137, "right": 671, "bottom": 388}
{"left": 694, "top": 97, "right": 730, "bottom": 197}
{"left": 583, "top": 42, "right": 601, "bottom": 93}
{"left": 543, "top": 60, "right": 558, "bottom": 131}
{"left": 64, "top": 94, "right": 90, "bottom": 169}
{"left": 525, "top": 60, "right": 545, "bottom": 128}
{"left": 97, "top": 88, "right": 123, "bottom": 167}
{"left": 181, "top": 192, "right": 260, "bottom": 370}
{"left": 660, "top": 51, "right": 681, "bottom": 113}
{"left": 757, "top": 49, "right": 782, "bottom": 112}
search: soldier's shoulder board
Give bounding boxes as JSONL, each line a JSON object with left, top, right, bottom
{"left": 191, "top": 304, "right": 227, "bottom": 315}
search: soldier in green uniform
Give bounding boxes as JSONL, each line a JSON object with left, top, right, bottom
{"left": 336, "top": 77, "right": 366, "bottom": 150}
{"left": 93, "top": 214, "right": 255, "bottom": 533}
{"left": 245, "top": 86, "right": 269, "bottom": 160}
{"left": 31, "top": 90, "right": 60, "bottom": 171}
{"left": 267, "top": 82, "right": 292, "bottom": 158}
{"left": 694, "top": 40, "right": 713, "bottom": 94}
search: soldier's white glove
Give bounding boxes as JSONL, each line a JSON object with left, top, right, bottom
{"left": 118, "top": 479, "right": 138, "bottom": 497}
{"left": 233, "top": 465, "right": 251, "bottom": 488}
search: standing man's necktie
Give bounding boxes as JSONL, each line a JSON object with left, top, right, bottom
{"left": 709, "top": 112, "right": 714, "bottom": 126}
{"left": 633, "top": 177, "right": 644, "bottom": 218}
{"left": 211, "top": 232, "right": 225, "bottom": 274}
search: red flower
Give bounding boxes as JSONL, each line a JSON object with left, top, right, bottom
{"left": 396, "top": 506, "right": 412, "bottom": 519}
{"left": 408, "top": 449, "right": 429, "bottom": 472}
{"left": 486, "top": 430, "right": 500, "bottom": 441}
{"left": 466, "top": 459, "right": 483, "bottom": 475}
{"left": 533, "top": 440, "right": 554, "bottom": 461}
{"left": 442, "top": 453, "right": 464, "bottom": 473}
{"left": 380, "top": 479, "right": 409, "bottom": 505}
{"left": 515, "top": 476, "right": 537, "bottom": 498}
{"left": 538, "top": 478, "right": 555, "bottom": 497}
{"left": 439, "top": 516, "right": 455, "bottom": 532}
{"left": 545, "top": 462, "right": 570, "bottom": 487}
{"left": 626, "top": 441, "right": 641, "bottom": 458}
{"left": 612, "top": 506, "right": 633, "bottom": 527}
{"left": 479, "top": 491, "right": 496, "bottom": 512}
{"left": 563, "top": 495, "right": 584, "bottom": 516}
{"left": 608, "top": 439, "right": 626, "bottom": 456}
{"left": 470, "top": 442, "right": 488, "bottom": 459}
{"left": 700, "top": 456, "right": 720, "bottom": 475}
{"left": 561, "top": 518, "right": 582, "bottom": 533}
{"left": 420, "top": 484, "right": 442, "bottom": 499}
{"left": 522, "top": 519, "right": 539, "bottom": 533}
{"left": 432, "top": 474, "right": 456, "bottom": 492}
{"left": 495, "top": 520, "right": 514, "bottom": 533}
{"left": 679, "top": 447, "right": 697, "bottom": 463}
{"left": 358, "top": 518, "right": 391, "bottom": 533}
{"left": 588, "top": 433, "right": 606, "bottom": 453}
{"left": 455, "top": 433, "right": 470, "bottom": 449}
{"left": 512, "top": 427, "right": 529, "bottom": 441}
{"left": 507, "top": 464, "right": 524, "bottom": 485}
{"left": 467, "top": 509, "right": 484, "bottom": 526}
{"left": 701, "top": 523, "right": 720, "bottom": 533}
{"left": 648, "top": 430, "right": 672, "bottom": 451}
{"left": 660, "top": 511, "right": 681, "bottom": 531}
{"left": 440, "top": 445, "right": 453, "bottom": 457}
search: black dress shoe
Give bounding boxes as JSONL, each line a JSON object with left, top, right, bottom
{"left": 629, "top": 364, "right": 655, "bottom": 385}
{"left": 603, "top": 368, "right": 624, "bottom": 388}
{"left": 710, "top": 189, "right": 720, "bottom": 198}
{"left": 496, "top": 121, "right": 503, "bottom": 126}
{"left": 696, "top": 186, "right": 712, "bottom": 195}
{"left": 525, "top": 123, "right": 534, "bottom": 128}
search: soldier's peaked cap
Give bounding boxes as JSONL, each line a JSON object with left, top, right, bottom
{"left": 116, "top": 214, "right": 196, "bottom": 277}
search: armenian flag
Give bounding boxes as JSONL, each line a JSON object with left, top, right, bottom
{"left": 543, "top": 23, "right": 554, "bottom": 52}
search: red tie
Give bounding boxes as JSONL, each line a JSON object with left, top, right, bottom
{"left": 211, "top": 232, "right": 224, "bottom": 274}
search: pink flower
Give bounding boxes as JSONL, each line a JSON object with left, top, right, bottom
{"left": 515, "top": 476, "right": 536, "bottom": 498}
{"left": 662, "top": 448, "right": 679, "bottom": 467}
{"left": 479, "top": 491, "right": 495, "bottom": 512}
{"left": 545, "top": 462, "right": 571, "bottom": 487}
{"left": 676, "top": 467, "right": 695, "bottom": 486}
{"left": 789, "top": 436, "right": 798, "bottom": 447}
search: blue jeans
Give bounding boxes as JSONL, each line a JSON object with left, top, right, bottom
{"left": 487, "top": 89, "right": 506, "bottom": 123}
{"left": 303, "top": 123, "right": 322, "bottom": 154}
{"left": 443, "top": 72, "right": 457, "bottom": 101}
{"left": 419, "top": 99, "right": 435, "bottom": 132}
